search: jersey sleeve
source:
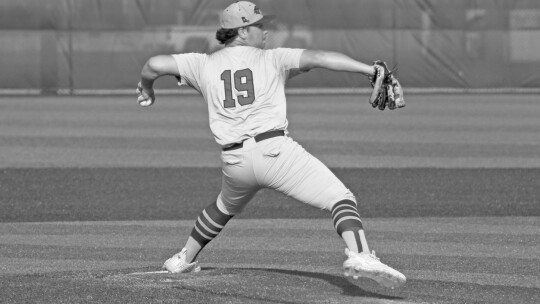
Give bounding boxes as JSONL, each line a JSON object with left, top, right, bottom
{"left": 171, "top": 53, "right": 206, "bottom": 91}
{"left": 269, "top": 48, "right": 305, "bottom": 71}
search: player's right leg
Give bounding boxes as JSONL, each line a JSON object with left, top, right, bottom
{"left": 163, "top": 198, "right": 234, "bottom": 273}
{"left": 163, "top": 147, "right": 258, "bottom": 273}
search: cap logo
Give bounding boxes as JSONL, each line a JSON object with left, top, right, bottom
{"left": 254, "top": 6, "right": 261, "bottom": 14}
{"left": 242, "top": 17, "right": 249, "bottom": 23}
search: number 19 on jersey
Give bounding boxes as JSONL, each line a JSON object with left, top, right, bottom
{"left": 220, "top": 68, "right": 255, "bottom": 108}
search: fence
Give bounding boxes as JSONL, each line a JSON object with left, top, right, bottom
{"left": 1, "top": 0, "right": 539, "bottom": 94}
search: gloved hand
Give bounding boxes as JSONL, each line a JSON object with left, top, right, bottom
{"left": 368, "top": 60, "right": 405, "bottom": 110}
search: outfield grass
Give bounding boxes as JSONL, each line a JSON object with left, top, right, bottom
{"left": 0, "top": 94, "right": 539, "bottom": 168}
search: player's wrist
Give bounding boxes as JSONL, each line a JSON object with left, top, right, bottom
{"left": 370, "top": 65, "right": 377, "bottom": 76}
{"left": 138, "top": 81, "right": 155, "bottom": 96}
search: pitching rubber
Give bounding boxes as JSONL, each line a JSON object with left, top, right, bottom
{"left": 127, "top": 270, "right": 169, "bottom": 275}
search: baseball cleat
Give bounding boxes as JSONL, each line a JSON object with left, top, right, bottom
{"left": 163, "top": 248, "right": 201, "bottom": 274}
{"left": 343, "top": 248, "right": 406, "bottom": 289}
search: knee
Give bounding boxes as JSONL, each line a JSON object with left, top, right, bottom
{"left": 216, "top": 194, "right": 243, "bottom": 216}
{"left": 326, "top": 190, "right": 357, "bottom": 211}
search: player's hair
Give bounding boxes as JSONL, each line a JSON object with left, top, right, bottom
{"left": 216, "top": 28, "right": 239, "bottom": 45}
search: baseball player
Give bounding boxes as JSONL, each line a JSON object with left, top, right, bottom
{"left": 136, "top": 1, "right": 406, "bottom": 289}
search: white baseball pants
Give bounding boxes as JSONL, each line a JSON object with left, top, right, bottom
{"left": 216, "top": 135, "right": 357, "bottom": 215}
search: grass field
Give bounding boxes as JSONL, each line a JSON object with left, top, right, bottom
{"left": 0, "top": 94, "right": 539, "bottom": 303}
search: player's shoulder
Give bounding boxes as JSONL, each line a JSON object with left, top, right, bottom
{"left": 264, "top": 47, "right": 305, "bottom": 57}
{"left": 173, "top": 52, "right": 208, "bottom": 61}
{"left": 171, "top": 53, "right": 208, "bottom": 76}
{"left": 264, "top": 48, "right": 305, "bottom": 65}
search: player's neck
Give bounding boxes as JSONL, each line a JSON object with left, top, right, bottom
{"left": 226, "top": 40, "right": 249, "bottom": 48}
{"left": 225, "top": 38, "right": 261, "bottom": 49}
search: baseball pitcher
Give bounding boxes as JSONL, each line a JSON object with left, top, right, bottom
{"left": 136, "top": 1, "right": 406, "bottom": 289}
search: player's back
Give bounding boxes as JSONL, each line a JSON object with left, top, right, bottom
{"left": 203, "top": 46, "right": 285, "bottom": 114}
{"left": 193, "top": 46, "right": 303, "bottom": 146}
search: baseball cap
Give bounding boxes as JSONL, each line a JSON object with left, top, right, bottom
{"left": 220, "top": 1, "right": 275, "bottom": 29}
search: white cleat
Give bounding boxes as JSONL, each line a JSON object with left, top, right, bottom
{"left": 163, "top": 248, "right": 201, "bottom": 274}
{"left": 343, "top": 248, "right": 406, "bottom": 289}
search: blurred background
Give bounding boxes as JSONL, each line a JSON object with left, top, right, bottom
{"left": 1, "top": 0, "right": 540, "bottom": 94}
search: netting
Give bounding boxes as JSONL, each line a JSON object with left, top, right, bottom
{"left": 1, "top": 0, "right": 539, "bottom": 94}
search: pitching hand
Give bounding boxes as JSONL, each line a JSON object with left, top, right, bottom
{"left": 136, "top": 82, "right": 155, "bottom": 107}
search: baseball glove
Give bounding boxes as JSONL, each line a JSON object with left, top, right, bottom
{"left": 368, "top": 60, "right": 405, "bottom": 110}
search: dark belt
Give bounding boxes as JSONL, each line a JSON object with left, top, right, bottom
{"left": 222, "top": 130, "right": 285, "bottom": 151}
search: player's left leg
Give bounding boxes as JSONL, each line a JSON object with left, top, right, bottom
{"left": 254, "top": 136, "right": 406, "bottom": 288}
{"left": 255, "top": 138, "right": 369, "bottom": 252}
{"left": 331, "top": 199, "right": 369, "bottom": 254}
{"left": 331, "top": 199, "right": 405, "bottom": 288}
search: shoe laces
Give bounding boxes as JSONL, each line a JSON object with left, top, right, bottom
{"left": 345, "top": 248, "right": 381, "bottom": 261}
{"left": 369, "top": 250, "right": 380, "bottom": 261}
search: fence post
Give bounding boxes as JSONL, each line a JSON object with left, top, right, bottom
{"left": 40, "top": 31, "right": 58, "bottom": 95}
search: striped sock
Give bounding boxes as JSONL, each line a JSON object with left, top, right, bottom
{"left": 331, "top": 200, "right": 365, "bottom": 252}
{"left": 190, "top": 201, "right": 233, "bottom": 247}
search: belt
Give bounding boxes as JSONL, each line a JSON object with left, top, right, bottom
{"left": 222, "top": 130, "right": 285, "bottom": 151}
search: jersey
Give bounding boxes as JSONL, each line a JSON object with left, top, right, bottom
{"left": 172, "top": 46, "right": 304, "bottom": 147}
